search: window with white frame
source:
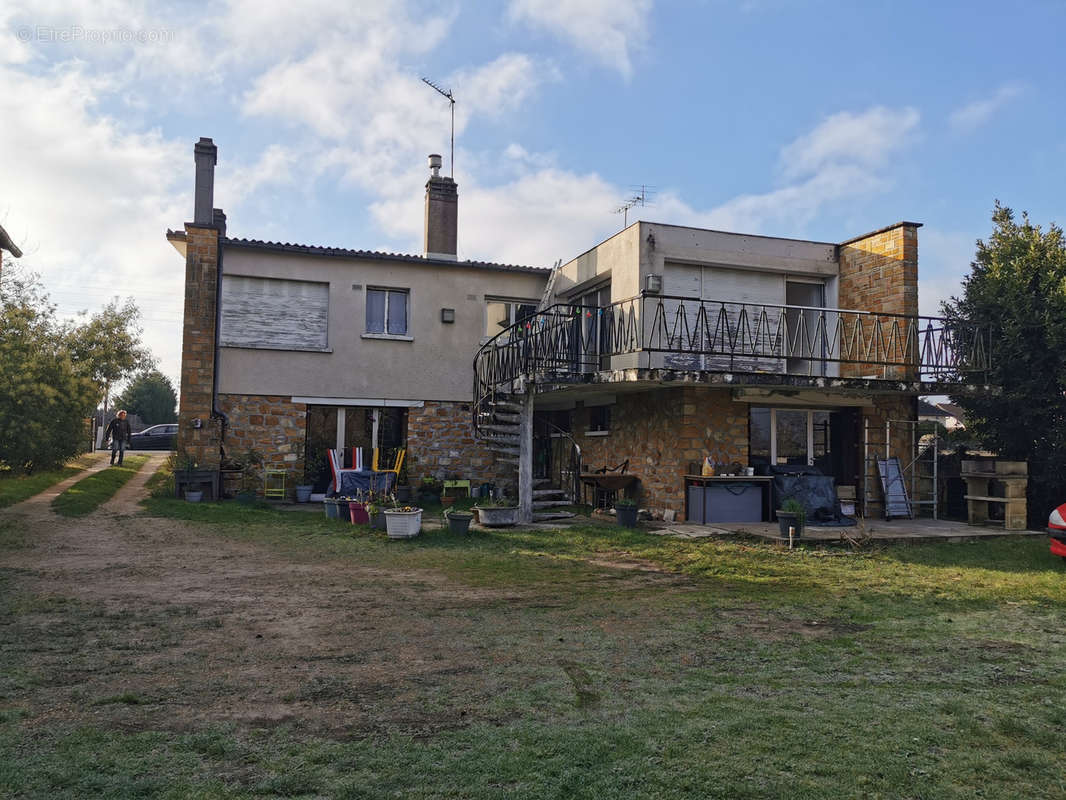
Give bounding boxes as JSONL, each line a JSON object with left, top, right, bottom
{"left": 485, "top": 298, "right": 538, "bottom": 338}
{"left": 366, "top": 288, "right": 408, "bottom": 335}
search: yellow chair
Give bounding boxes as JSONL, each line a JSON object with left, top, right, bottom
{"left": 264, "top": 469, "right": 287, "bottom": 500}
{"left": 372, "top": 447, "right": 406, "bottom": 478}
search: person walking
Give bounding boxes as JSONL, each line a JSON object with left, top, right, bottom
{"left": 104, "top": 410, "right": 132, "bottom": 466}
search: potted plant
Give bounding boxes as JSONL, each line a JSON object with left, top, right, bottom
{"left": 292, "top": 440, "right": 313, "bottom": 503}
{"left": 366, "top": 494, "right": 388, "bottom": 530}
{"left": 445, "top": 508, "right": 474, "bottom": 535}
{"left": 473, "top": 496, "right": 519, "bottom": 528}
{"left": 615, "top": 497, "right": 639, "bottom": 528}
{"left": 236, "top": 448, "right": 264, "bottom": 504}
{"left": 323, "top": 495, "right": 341, "bottom": 519}
{"left": 347, "top": 493, "right": 370, "bottom": 525}
{"left": 176, "top": 451, "right": 206, "bottom": 502}
{"left": 777, "top": 498, "right": 806, "bottom": 539}
{"left": 383, "top": 502, "right": 422, "bottom": 538}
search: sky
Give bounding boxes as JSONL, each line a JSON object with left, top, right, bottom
{"left": 2, "top": 0, "right": 1065, "bottom": 389}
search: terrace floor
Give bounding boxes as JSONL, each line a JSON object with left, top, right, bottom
{"left": 648, "top": 516, "right": 1047, "bottom": 544}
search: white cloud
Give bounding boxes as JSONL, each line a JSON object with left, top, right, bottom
{"left": 949, "top": 84, "right": 1024, "bottom": 132}
{"left": 508, "top": 0, "right": 652, "bottom": 78}
{"left": 780, "top": 106, "right": 920, "bottom": 179}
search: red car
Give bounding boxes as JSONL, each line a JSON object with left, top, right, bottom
{"left": 1050, "top": 503, "right": 1066, "bottom": 559}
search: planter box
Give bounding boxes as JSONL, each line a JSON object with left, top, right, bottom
{"left": 384, "top": 508, "right": 422, "bottom": 538}
{"left": 348, "top": 502, "right": 370, "bottom": 525}
{"left": 323, "top": 498, "right": 340, "bottom": 519}
{"left": 474, "top": 505, "right": 519, "bottom": 527}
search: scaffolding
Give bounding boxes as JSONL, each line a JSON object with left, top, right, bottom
{"left": 862, "top": 418, "right": 938, "bottom": 520}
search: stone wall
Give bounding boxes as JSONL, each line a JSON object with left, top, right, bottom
{"left": 218, "top": 394, "right": 308, "bottom": 491}
{"left": 177, "top": 223, "right": 222, "bottom": 467}
{"left": 570, "top": 387, "right": 748, "bottom": 519}
{"left": 838, "top": 222, "right": 920, "bottom": 380}
{"left": 407, "top": 400, "right": 514, "bottom": 489}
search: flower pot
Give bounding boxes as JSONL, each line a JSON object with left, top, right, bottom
{"left": 474, "top": 505, "right": 519, "bottom": 527}
{"left": 384, "top": 508, "right": 422, "bottom": 538}
{"left": 370, "top": 511, "right": 386, "bottom": 530}
{"left": 777, "top": 511, "right": 804, "bottom": 539}
{"left": 395, "top": 485, "right": 412, "bottom": 502}
{"left": 615, "top": 504, "right": 638, "bottom": 528}
{"left": 185, "top": 490, "right": 204, "bottom": 503}
{"left": 295, "top": 485, "right": 313, "bottom": 503}
{"left": 323, "top": 498, "right": 339, "bottom": 519}
{"left": 446, "top": 510, "right": 473, "bottom": 535}
{"left": 349, "top": 501, "right": 370, "bottom": 525}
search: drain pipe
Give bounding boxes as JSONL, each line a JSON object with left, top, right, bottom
{"left": 210, "top": 208, "right": 229, "bottom": 453}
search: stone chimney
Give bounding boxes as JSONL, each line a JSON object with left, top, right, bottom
{"left": 193, "top": 137, "right": 217, "bottom": 225}
{"left": 423, "top": 153, "right": 457, "bottom": 260}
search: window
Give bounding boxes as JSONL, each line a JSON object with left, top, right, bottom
{"left": 366, "top": 288, "right": 408, "bottom": 335}
{"left": 485, "top": 298, "right": 537, "bottom": 338}
{"left": 588, "top": 406, "right": 611, "bottom": 434}
{"left": 220, "top": 276, "right": 329, "bottom": 351}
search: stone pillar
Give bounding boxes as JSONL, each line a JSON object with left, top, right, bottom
{"left": 177, "top": 222, "right": 221, "bottom": 468}
{"left": 518, "top": 390, "right": 534, "bottom": 524}
{"left": 838, "top": 222, "right": 921, "bottom": 379}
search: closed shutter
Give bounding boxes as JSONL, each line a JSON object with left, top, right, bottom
{"left": 220, "top": 276, "right": 329, "bottom": 350}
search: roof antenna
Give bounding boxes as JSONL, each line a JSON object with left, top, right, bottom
{"left": 614, "top": 184, "right": 656, "bottom": 229}
{"left": 422, "top": 77, "right": 455, "bottom": 178}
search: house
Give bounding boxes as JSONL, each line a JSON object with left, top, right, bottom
{"left": 171, "top": 136, "right": 994, "bottom": 521}
{"left": 474, "top": 220, "right": 995, "bottom": 520}
{"left": 918, "top": 399, "right": 966, "bottom": 431}
{"left": 169, "top": 140, "right": 548, "bottom": 494}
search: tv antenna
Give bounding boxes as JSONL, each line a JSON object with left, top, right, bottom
{"left": 614, "top": 184, "right": 656, "bottom": 228}
{"left": 422, "top": 76, "right": 455, "bottom": 177}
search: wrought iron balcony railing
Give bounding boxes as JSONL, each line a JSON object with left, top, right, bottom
{"left": 473, "top": 294, "right": 992, "bottom": 433}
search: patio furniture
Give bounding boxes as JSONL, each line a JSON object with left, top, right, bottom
{"left": 442, "top": 478, "right": 471, "bottom": 499}
{"left": 327, "top": 448, "right": 397, "bottom": 496}
{"left": 264, "top": 469, "right": 287, "bottom": 500}
{"left": 684, "top": 474, "right": 773, "bottom": 523}
{"left": 175, "top": 468, "right": 220, "bottom": 501}
{"left": 581, "top": 462, "right": 638, "bottom": 507}
{"left": 373, "top": 447, "right": 407, "bottom": 480}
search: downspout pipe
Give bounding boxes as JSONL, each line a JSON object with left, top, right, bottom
{"left": 211, "top": 208, "right": 229, "bottom": 451}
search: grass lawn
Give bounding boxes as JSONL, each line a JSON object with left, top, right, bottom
{"left": 0, "top": 453, "right": 102, "bottom": 509}
{"left": 1, "top": 494, "right": 1064, "bottom": 798}
{"left": 49, "top": 455, "right": 148, "bottom": 517}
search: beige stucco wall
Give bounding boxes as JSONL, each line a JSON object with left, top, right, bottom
{"left": 217, "top": 247, "right": 547, "bottom": 401}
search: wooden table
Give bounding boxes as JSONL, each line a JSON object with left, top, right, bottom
{"left": 580, "top": 473, "right": 640, "bottom": 506}
{"left": 684, "top": 475, "right": 773, "bottom": 523}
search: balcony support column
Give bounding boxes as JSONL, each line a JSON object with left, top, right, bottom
{"left": 518, "top": 387, "right": 534, "bottom": 524}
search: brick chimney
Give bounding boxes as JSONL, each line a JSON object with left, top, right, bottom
{"left": 423, "top": 154, "right": 457, "bottom": 260}
{"left": 193, "top": 137, "right": 217, "bottom": 225}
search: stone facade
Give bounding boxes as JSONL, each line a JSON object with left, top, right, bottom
{"left": 570, "top": 387, "right": 748, "bottom": 518}
{"left": 177, "top": 223, "right": 222, "bottom": 468}
{"left": 218, "top": 394, "right": 309, "bottom": 488}
{"left": 407, "top": 400, "right": 513, "bottom": 489}
{"left": 838, "top": 222, "right": 920, "bottom": 380}
{"left": 859, "top": 393, "right": 919, "bottom": 516}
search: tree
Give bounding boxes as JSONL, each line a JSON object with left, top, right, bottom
{"left": 66, "top": 297, "right": 155, "bottom": 417}
{"left": 941, "top": 202, "right": 1066, "bottom": 526}
{"left": 115, "top": 370, "right": 177, "bottom": 424}
{"left": 0, "top": 264, "right": 99, "bottom": 472}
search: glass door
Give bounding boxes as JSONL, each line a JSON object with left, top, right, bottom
{"left": 749, "top": 407, "right": 835, "bottom": 468}
{"left": 785, "top": 281, "right": 826, "bottom": 375}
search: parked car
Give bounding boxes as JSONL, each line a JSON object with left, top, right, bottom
{"left": 129, "top": 423, "right": 178, "bottom": 450}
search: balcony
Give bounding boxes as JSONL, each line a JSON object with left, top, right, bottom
{"left": 473, "top": 294, "right": 993, "bottom": 419}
